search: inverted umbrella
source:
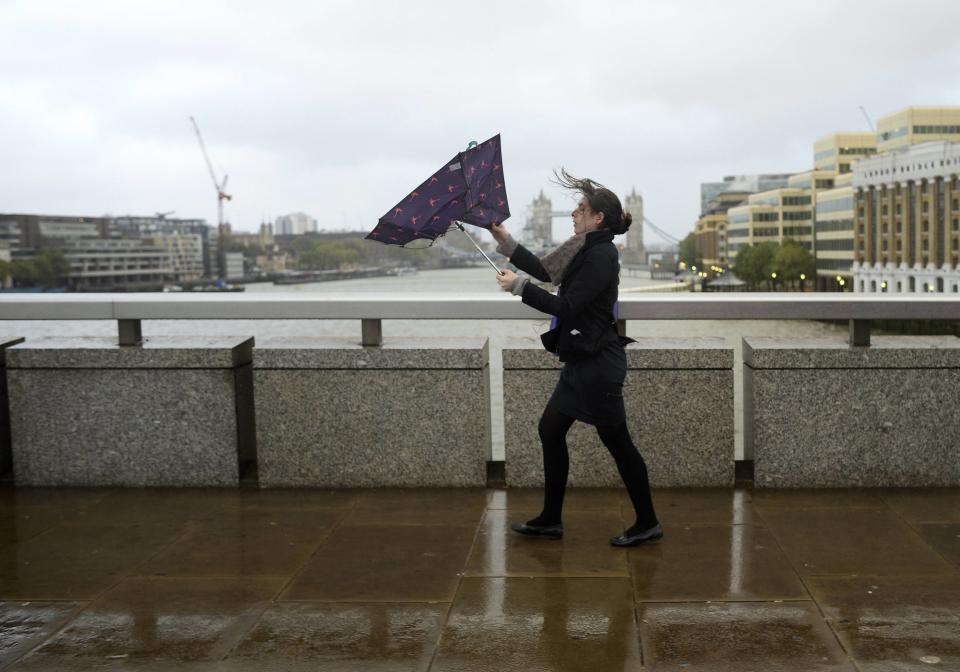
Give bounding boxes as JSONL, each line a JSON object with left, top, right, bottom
{"left": 366, "top": 134, "right": 510, "bottom": 272}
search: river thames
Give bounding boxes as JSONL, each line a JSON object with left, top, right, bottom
{"left": 4, "top": 267, "right": 847, "bottom": 460}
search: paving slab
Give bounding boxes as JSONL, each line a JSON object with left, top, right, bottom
{"left": 629, "top": 525, "right": 808, "bottom": 602}
{"left": 432, "top": 577, "right": 642, "bottom": 672}
{"left": 139, "top": 508, "right": 346, "bottom": 577}
{"left": 0, "top": 602, "right": 84, "bottom": 669}
{"left": 759, "top": 508, "right": 955, "bottom": 577}
{"left": 0, "top": 523, "right": 185, "bottom": 600}
{"left": 465, "top": 509, "right": 629, "bottom": 578}
{"left": 644, "top": 488, "right": 761, "bottom": 527}
{"left": 750, "top": 488, "right": 888, "bottom": 510}
{"left": 487, "top": 487, "right": 622, "bottom": 512}
{"left": 878, "top": 487, "right": 960, "bottom": 523}
{"left": 222, "top": 602, "right": 446, "bottom": 672}
{"left": 911, "top": 523, "right": 960, "bottom": 569}
{"left": 807, "top": 574, "right": 960, "bottom": 671}
{"left": 638, "top": 601, "right": 856, "bottom": 671}
{"left": 8, "top": 577, "right": 282, "bottom": 669}
{"left": 280, "top": 524, "right": 476, "bottom": 603}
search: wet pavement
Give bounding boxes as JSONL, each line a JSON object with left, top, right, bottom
{"left": 1, "top": 486, "right": 959, "bottom": 670}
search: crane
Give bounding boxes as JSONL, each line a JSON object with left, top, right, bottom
{"left": 189, "top": 116, "right": 232, "bottom": 279}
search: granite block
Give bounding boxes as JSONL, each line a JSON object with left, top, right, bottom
{"left": 503, "top": 341, "right": 735, "bottom": 487}
{"left": 744, "top": 335, "right": 960, "bottom": 369}
{"left": 7, "top": 336, "right": 253, "bottom": 369}
{"left": 254, "top": 339, "right": 489, "bottom": 487}
{"left": 746, "top": 337, "right": 960, "bottom": 487}
{"left": 1, "top": 337, "right": 25, "bottom": 476}
{"left": 503, "top": 337, "right": 731, "bottom": 370}
{"left": 252, "top": 337, "right": 486, "bottom": 369}
{"left": 7, "top": 337, "right": 254, "bottom": 487}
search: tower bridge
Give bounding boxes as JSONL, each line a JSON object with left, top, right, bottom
{"left": 520, "top": 188, "right": 673, "bottom": 262}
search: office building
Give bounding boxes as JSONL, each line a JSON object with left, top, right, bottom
{"left": 814, "top": 172, "right": 855, "bottom": 290}
{"left": 852, "top": 139, "right": 960, "bottom": 293}
{"left": 61, "top": 239, "right": 172, "bottom": 291}
{"left": 112, "top": 215, "right": 213, "bottom": 278}
{"left": 695, "top": 191, "right": 751, "bottom": 268}
{"left": 814, "top": 133, "right": 877, "bottom": 174}
{"left": 275, "top": 212, "right": 317, "bottom": 236}
{"left": 876, "top": 106, "right": 960, "bottom": 154}
{"left": 700, "top": 174, "right": 793, "bottom": 215}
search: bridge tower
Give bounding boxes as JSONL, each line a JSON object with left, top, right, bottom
{"left": 623, "top": 188, "right": 644, "bottom": 262}
{"left": 522, "top": 190, "right": 554, "bottom": 248}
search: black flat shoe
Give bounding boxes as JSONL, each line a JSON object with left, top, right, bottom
{"left": 510, "top": 521, "right": 563, "bottom": 540}
{"left": 609, "top": 523, "right": 663, "bottom": 547}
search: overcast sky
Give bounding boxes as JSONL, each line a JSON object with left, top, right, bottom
{"left": 1, "top": 0, "right": 958, "bottom": 245}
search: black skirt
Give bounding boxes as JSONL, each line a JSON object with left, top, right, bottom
{"left": 547, "top": 341, "right": 627, "bottom": 426}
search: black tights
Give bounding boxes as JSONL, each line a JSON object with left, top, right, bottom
{"left": 531, "top": 403, "right": 658, "bottom": 531}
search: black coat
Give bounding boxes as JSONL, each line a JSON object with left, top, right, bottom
{"left": 511, "top": 229, "right": 623, "bottom": 362}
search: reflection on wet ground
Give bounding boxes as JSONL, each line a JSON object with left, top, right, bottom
{"left": 1, "top": 486, "right": 958, "bottom": 670}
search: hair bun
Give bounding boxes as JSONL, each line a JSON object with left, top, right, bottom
{"left": 609, "top": 211, "right": 632, "bottom": 235}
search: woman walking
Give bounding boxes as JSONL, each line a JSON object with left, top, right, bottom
{"left": 491, "top": 170, "right": 661, "bottom": 547}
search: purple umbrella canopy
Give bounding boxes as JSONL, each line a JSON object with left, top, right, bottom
{"left": 366, "top": 134, "right": 510, "bottom": 247}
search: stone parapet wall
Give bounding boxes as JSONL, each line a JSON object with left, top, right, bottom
{"left": 253, "top": 337, "right": 490, "bottom": 487}
{"left": 6, "top": 336, "right": 254, "bottom": 487}
{"left": 745, "top": 336, "right": 960, "bottom": 487}
{"left": 503, "top": 338, "right": 735, "bottom": 487}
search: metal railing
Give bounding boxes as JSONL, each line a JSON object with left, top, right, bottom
{"left": 2, "top": 293, "right": 960, "bottom": 347}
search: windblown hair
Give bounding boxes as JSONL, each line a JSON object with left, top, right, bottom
{"left": 552, "top": 168, "right": 632, "bottom": 235}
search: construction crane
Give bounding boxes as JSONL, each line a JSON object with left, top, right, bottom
{"left": 189, "top": 116, "right": 231, "bottom": 279}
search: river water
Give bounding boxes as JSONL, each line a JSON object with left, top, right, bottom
{"left": 3, "top": 267, "right": 846, "bottom": 460}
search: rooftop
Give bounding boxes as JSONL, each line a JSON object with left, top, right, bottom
{"left": 2, "top": 485, "right": 958, "bottom": 670}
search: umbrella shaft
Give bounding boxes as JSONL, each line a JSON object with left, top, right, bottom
{"left": 456, "top": 223, "right": 502, "bottom": 274}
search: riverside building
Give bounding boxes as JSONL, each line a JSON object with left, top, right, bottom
{"left": 112, "top": 215, "right": 213, "bottom": 279}
{"left": 695, "top": 191, "right": 751, "bottom": 268}
{"left": 61, "top": 239, "right": 172, "bottom": 291}
{"left": 814, "top": 172, "right": 855, "bottom": 291}
{"left": 726, "top": 187, "right": 815, "bottom": 256}
{"left": 0, "top": 213, "right": 213, "bottom": 289}
{"left": 699, "top": 174, "right": 792, "bottom": 215}
{"left": 814, "top": 132, "right": 877, "bottom": 174}
{"left": 876, "top": 106, "right": 960, "bottom": 154}
{"left": 852, "top": 138, "right": 960, "bottom": 293}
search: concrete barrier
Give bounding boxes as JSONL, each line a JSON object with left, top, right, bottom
{"left": 6, "top": 336, "right": 254, "bottom": 486}
{"left": 253, "top": 337, "right": 490, "bottom": 487}
{"left": 503, "top": 338, "right": 734, "bottom": 487}
{"left": 745, "top": 336, "right": 960, "bottom": 487}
